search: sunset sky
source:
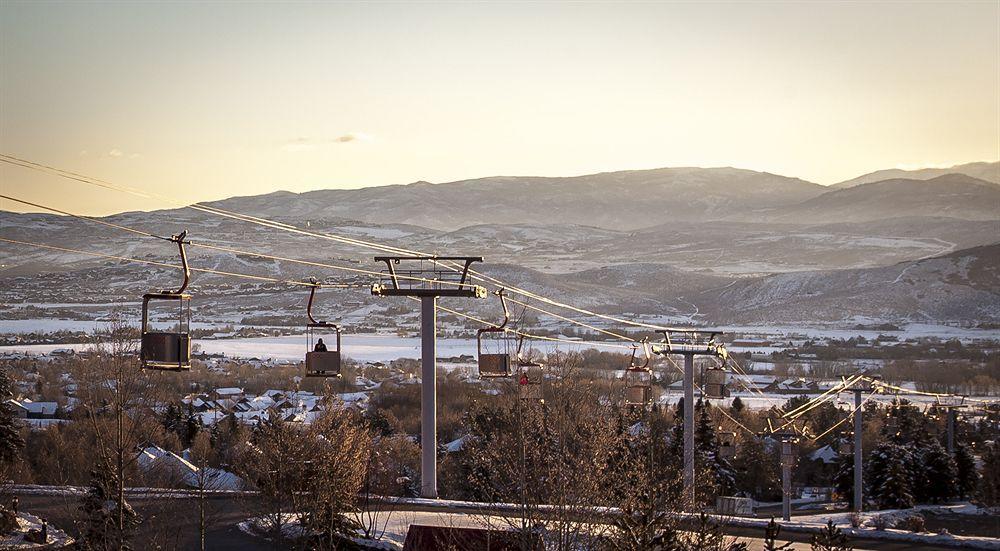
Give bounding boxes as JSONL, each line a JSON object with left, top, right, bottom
{"left": 2, "top": 1, "right": 998, "bottom": 215}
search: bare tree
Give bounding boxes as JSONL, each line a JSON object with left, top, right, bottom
{"left": 236, "top": 409, "right": 371, "bottom": 549}
{"left": 75, "top": 313, "right": 167, "bottom": 550}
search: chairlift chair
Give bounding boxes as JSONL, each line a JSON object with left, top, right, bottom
{"left": 625, "top": 338, "right": 653, "bottom": 407}
{"left": 477, "top": 290, "right": 512, "bottom": 378}
{"left": 304, "top": 279, "right": 342, "bottom": 378}
{"left": 141, "top": 231, "right": 192, "bottom": 371}
{"left": 703, "top": 358, "right": 730, "bottom": 399}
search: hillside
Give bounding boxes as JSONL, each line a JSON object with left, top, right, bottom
{"left": 202, "top": 167, "right": 825, "bottom": 231}
{"left": 764, "top": 174, "right": 1000, "bottom": 224}
{"left": 704, "top": 243, "right": 1000, "bottom": 323}
{"left": 832, "top": 161, "right": 999, "bottom": 188}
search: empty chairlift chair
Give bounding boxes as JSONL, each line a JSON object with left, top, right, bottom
{"left": 703, "top": 349, "right": 730, "bottom": 399}
{"left": 141, "top": 231, "right": 193, "bottom": 371}
{"left": 625, "top": 338, "right": 653, "bottom": 407}
{"left": 477, "top": 290, "right": 512, "bottom": 378}
{"left": 304, "top": 279, "right": 342, "bottom": 378}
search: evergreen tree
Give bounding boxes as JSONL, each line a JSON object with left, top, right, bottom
{"left": 732, "top": 436, "right": 781, "bottom": 501}
{"left": 730, "top": 396, "right": 745, "bottom": 416}
{"left": 79, "top": 464, "right": 141, "bottom": 550}
{"left": 0, "top": 367, "right": 25, "bottom": 468}
{"left": 866, "top": 442, "right": 914, "bottom": 509}
{"left": 917, "top": 440, "right": 957, "bottom": 503}
{"left": 694, "top": 399, "right": 736, "bottom": 496}
{"left": 810, "top": 520, "right": 852, "bottom": 551}
{"left": 763, "top": 518, "right": 794, "bottom": 551}
{"left": 979, "top": 442, "right": 1000, "bottom": 507}
{"left": 832, "top": 452, "right": 855, "bottom": 505}
{"left": 184, "top": 405, "right": 201, "bottom": 448}
{"left": 161, "top": 403, "right": 182, "bottom": 436}
{"left": 954, "top": 443, "right": 979, "bottom": 500}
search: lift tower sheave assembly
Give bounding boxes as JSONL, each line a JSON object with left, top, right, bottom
{"left": 371, "top": 256, "right": 486, "bottom": 499}
{"left": 652, "top": 329, "right": 729, "bottom": 508}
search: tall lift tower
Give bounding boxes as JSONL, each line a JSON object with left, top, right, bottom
{"left": 371, "top": 256, "right": 486, "bottom": 498}
{"left": 652, "top": 329, "right": 729, "bottom": 506}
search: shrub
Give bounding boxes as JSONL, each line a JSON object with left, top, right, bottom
{"left": 868, "top": 514, "right": 888, "bottom": 531}
{"left": 847, "top": 512, "right": 862, "bottom": 529}
{"left": 896, "top": 514, "right": 925, "bottom": 533}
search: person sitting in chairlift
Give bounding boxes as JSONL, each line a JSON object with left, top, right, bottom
{"left": 314, "top": 338, "right": 328, "bottom": 352}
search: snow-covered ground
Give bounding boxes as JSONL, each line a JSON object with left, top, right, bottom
{"left": 0, "top": 512, "right": 74, "bottom": 549}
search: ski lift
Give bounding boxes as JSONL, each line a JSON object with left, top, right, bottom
{"left": 477, "top": 290, "right": 511, "bottom": 378}
{"left": 304, "top": 279, "right": 342, "bottom": 378}
{"left": 514, "top": 336, "right": 544, "bottom": 402}
{"left": 719, "top": 431, "right": 736, "bottom": 460}
{"left": 141, "top": 231, "right": 192, "bottom": 371}
{"left": 703, "top": 352, "right": 730, "bottom": 399}
{"left": 625, "top": 338, "right": 652, "bottom": 407}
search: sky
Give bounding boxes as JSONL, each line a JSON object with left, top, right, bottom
{"left": 1, "top": 1, "right": 998, "bottom": 215}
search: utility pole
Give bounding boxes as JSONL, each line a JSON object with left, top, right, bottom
{"left": 372, "top": 256, "right": 486, "bottom": 498}
{"left": 653, "top": 330, "right": 728, "bottom": 507}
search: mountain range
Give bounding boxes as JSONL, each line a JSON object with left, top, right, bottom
{"left": 1, "top": 161, "right": 998, "bottom": 326}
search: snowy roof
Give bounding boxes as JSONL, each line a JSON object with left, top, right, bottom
{"left": 215, "top": 387, "right": 244, "bottom": 396}
{"left": 809, "top": 444, "right": 839, "bottom": 464}
{"left": 9, "top": 400, "right": 58, "bottom": 415}
{"left": 445, "top": 435, "right": 469, "bottom": 453}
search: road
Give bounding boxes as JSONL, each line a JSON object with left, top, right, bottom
{"left": 13, "top": 492, "right": 971, "bottom": 550}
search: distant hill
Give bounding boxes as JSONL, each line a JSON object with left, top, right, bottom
{"left": 204, "top": 167, "right": 825, "bottom": 231}
{"left": 832, "top": 161, "right": 999, "bottom": 189}
{"left": 704, "top": 243, "right": 1000, "bottom": 323}
{"left": 764, "top": 174, "right": 1000, "bottom": 224}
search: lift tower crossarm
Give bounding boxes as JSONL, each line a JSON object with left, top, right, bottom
{"left": 372, "top": 256, "right": 486, "bottom": 297}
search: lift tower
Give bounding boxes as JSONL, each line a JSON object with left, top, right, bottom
{"left": 372, "top": 256, "right": 486, "bottom": 498}
{"left": 652, "top": 330, "right": 729, "bottom": 507}
{"left": 843, "top": 377, "right": 879, "bottom": 513}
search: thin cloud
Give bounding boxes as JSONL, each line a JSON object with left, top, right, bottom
{"left": 281, "top": 133, "right": 373, "bottom": 152}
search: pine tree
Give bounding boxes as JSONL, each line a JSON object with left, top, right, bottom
{"left": 733, "top": 436, "right": 781, "bottom": 501}
{"left": 763, "top": 518, "right": 794, "bottom": 551}
{"left": 731, "top": 396, "right": 745, "bottom": 416}
{"left": 832, "top": 451, "right": 855, "bottom": 505}
{"left": 866, "top": 442, "right": 914, "bottom": 509}
{"left": 979, "top": 442, "right": 1000, "bottom": 507}
{"left": 918, "top": 440, "right": 957, "bottom": 503}
{"left": 954, "top": 443, "right": 979, "bottom": 500}
{"left": 79, "top": 464, "right": 141, "bottom": 550}
{"left": 810, "top": 520, "right": 852, "bottom": 551}
{"left": 0, "top": 367, "right": 25, "bottom": 468}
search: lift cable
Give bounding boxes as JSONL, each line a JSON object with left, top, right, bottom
{"left": 865, "top": 377, "right": 999, "bottom": 405}
{"left": 653, "top": 352, "right": 757, "bottom": 436}
{"left": 431, "top": 300, "right": 634, "bottom": 351}
{"left": 0, "top": 237, "right": 360, "bottom": 289}
{"left": 808, "top": 390, "right": 879, "bottom": 443}
{"left": 0, "top": 194, "right": 471, "bottom": 289}
{"left": 1, "top": 154, "right": 697, "bottom": 335}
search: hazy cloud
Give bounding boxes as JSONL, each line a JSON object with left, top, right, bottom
{"left": 108, "top": 149, "right": 124, "bottom": 157}
{"left": 281, "top": 133, "right": 373, "bottom": 152}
